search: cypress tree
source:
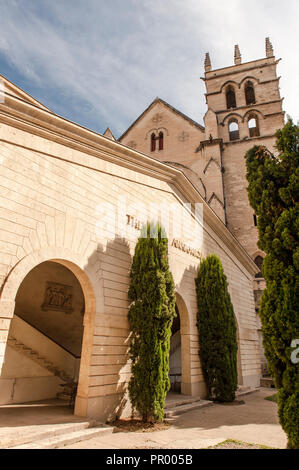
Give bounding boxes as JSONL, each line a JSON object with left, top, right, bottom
{"left": 244, "top": 119, "right": 299, "bottom": 449}
{"left": 128, "top": 222, "right": 176, "bottom": 422}
{"left": 195, "top": 254, "right": 238, "bottom": 402}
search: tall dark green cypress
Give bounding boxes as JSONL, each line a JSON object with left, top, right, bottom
{"left": 245, "top": 119, "right": 299, "bottom": 449}
{"left": 195, "top": 254, "right": 238, "bottom": 402}
{"left": 128, "top": 223, "right": 176, "bottom": 422}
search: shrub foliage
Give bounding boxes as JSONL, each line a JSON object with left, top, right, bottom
{"left": 244, "top": 119, "right": 299, "bottom": 448}
{"left": 195, "top": 254, "right": 238, "bottom": 402}
{"left": 128, "top": 223, "right": 176, "bottom": 422}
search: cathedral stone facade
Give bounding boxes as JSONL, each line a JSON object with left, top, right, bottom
{"left": 119, "top": 38, "right": 284, "bottom": 260}
{"left": 119, "top": 39, "right": 284, "bottom": 374}
{"left": 0, "top": 39, "right": 283, "bottom": 421}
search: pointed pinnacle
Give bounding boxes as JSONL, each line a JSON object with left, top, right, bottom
{"left": 204, "top": 52, "right": 211, "bottom": 72}
{"left": 234, "top": 44, "right": 242, "bottom": 65}
{"left": 265, "top": 37, "right": 274, "bottom": 57}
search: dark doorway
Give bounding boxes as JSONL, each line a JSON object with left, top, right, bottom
{"left": 169, "top": 305, "right": 181, "bottom": 393}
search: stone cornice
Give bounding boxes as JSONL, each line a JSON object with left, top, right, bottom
{"left": 0, "top": 77, "right": 54, "bottom": 113}
{"left": 0, "top": 93, "right": 259, "bottom": 277}
{"left": 222, "top": 133, "right": 281, "bottom": 145}
{"left": 0, "top": 94, "right": 174, "bottom": 182}
{"left": 215, "top": 99, "right": 283, "bottom": 116}
{"left": 202, "top": 57, "right": 280, "bottom": 81}
{"left": 196, "top": 138, "right": 224, "bottom": 152}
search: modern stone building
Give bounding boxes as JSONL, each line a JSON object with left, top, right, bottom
{"left": 0, "top": 39, "right": 283, "bottom": 421}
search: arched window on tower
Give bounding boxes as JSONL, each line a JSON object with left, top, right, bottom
{"left": 228, "top": 119, "right": 239, "bottom": 141}
{"left": 151, "top": 133, "right": 156, "bottom": 152}
{"left": 248, "top": 115, "right": 260, "bottom": 137}
{"left": 254, "top": 255, "right": 264, "bottom": 278}
{"left": 245, "top": 81, "right": 256, "bottom": 105}
{"left": 158, "top": 131, "right": 164, "bottom": 150}
{"left": 226, "top": 86, "right": 236, "bottom": 109}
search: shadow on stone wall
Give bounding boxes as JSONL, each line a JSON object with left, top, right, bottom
{"left": 83, "top": 235, "right": 133, "bottom": 422}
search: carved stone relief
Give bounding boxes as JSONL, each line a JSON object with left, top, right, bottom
{"left": 177, "top": 131, "right": 189, "bottom": 142}
{"left": 42, "top": 281, "right": 73, "bottom": 314}
{"left": 127, "top": 140, "right": 137, "bottom": 149}
{"left": 152, "top": 113, "right": 163, "bottom": 124}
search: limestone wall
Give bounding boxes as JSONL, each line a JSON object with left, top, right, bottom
{"left": 221, "top": 136, "right": 277, "bottom": 257}
{"left": 0, "top": 103, "right": 260, "bottom": 420}
{"left": 0, "top": 375, "right": 61, "bottom": 405}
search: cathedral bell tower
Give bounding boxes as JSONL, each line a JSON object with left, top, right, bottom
{"left": 201, "top": 38, "right": 285, "bottom": 258}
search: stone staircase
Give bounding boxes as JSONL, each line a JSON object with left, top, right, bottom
{"left": 7, "top": 336, "right": 73, "bottom": 385}
{"left": 260, "top": 377, "right": 275, "bottom": 388}
{"left": 56, "top": 382, "right": 78, "bottom": 406}
{"left": 164, "top": 386, "right": 261, "bottom": 421}
{"left": 3, "top": 420, "right": 113, "bottom": 449}
{"left": 164, "top": 394, "right": 213, "bottom": 420}
{"left": 236, "top": 385, "right": 261, "bottom": 396}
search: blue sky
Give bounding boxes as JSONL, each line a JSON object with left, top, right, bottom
{"left": 0, "top": 0, "right": 298, "bottom": 137}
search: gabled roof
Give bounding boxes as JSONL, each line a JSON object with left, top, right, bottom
{"left": 103, "top": 127, "right": 116, "bottom": 141}
{"left": 118, "top": 97, "right": 205, "bottom": 141}
{"left": 0, "top": 73, "right": 53, "bottom": 113}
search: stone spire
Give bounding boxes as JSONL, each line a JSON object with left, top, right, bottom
{"left": 234, "top": 44, "right": 242, "bottom": 65}
{"left": 265, "top": 37, "right": 274, "bottom": 57}
{"left": 204, "top": 52, "right": 211, "bottom": 72}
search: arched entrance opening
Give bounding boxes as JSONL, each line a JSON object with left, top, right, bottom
{"left": 168, "top": 293, "right": 191, "bottom": 396}
{"left": 169, "top": 305, "right": 181, "bottom": 393}
{"left": 0, "top": 257, "right": 95, "bottom": 413}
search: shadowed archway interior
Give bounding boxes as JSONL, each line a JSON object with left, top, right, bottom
{"left": 1, "top": 261, "right": 86, "bottom": 406}
{"left": 169, "top": 305, "right": 181, "bottom": 393}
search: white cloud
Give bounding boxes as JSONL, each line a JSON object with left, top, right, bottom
{"left": 0, "top": 0, "right": 297, "bottom": 135}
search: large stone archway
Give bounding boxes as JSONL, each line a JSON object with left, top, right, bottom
{"left": 0, "top": 248, "right": 97, "bottom": 417}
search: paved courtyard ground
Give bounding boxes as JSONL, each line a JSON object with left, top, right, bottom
{"left": 62, "top": 389, "right": 287, "bottom": 449}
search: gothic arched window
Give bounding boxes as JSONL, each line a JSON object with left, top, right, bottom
{"left": 151, "top": 133, "right": 156, "bottom": 152}
{"left": 226, "top": 86, "right": 236, "bottom": 109}
{"left": 254, "top": 255, "right": 264, "bottom": 278}
{"left": 245, "top": 81, "right": 256, "bottom": 105}
{"left": 228, "top": 119, "right": 239, "bottom": 141}
{"left": 158, "top": 131, "right": 164, "bottom": 150}
{"left": 248, "top": 115, "right": 260, "bottom": 137}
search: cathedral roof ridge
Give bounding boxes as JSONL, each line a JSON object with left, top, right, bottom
{"left": 118, "top": 96, "right": 204, "bottom": 141}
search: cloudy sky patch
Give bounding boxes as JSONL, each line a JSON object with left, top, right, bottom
{"left": 0, "top": 0, "right": 297, "bottom": 136}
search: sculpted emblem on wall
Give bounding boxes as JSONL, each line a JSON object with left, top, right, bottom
{"left": 127, "top": 140, "right": 137, "bottom": 149}
{"left": 42, "top": 282, "right": 73, "bottom": 314}
{"left": 177, "top": 131, "right": 189, "bottom": 142}
{"left": 152, "top": 113, "right": 163, "bottom": 124}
